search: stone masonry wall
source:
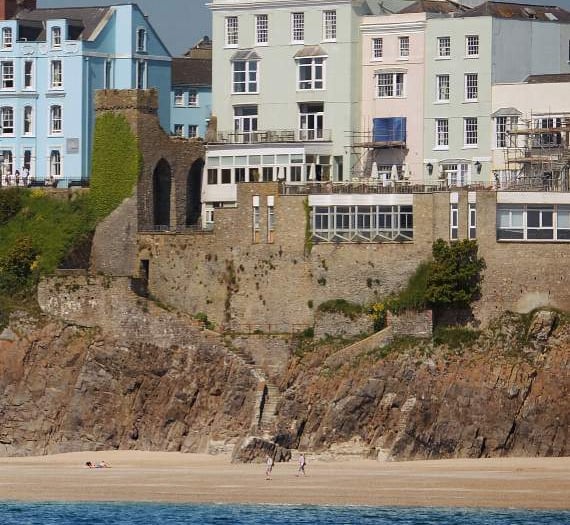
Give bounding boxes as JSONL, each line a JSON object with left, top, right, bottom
{"left": 387, "top": 310, "right": 433, "bottom": 338}
{"left": 138, "top": 182, "right": 434, "bottom": 331}
{"left": 314, "top": 312, "right": 375, "bottom": 340}
{"left": 94, "top": 90, "right": 205, "bottom": 232}
{"left": 137, "top": 187, "right": 570, "bottom": 329}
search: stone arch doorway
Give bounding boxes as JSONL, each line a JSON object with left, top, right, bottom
{"left": 186, "top": 158, "right": 204, "bottom": 226}
{"left": 153, "top": 158, "right": 172, "bottom": 227}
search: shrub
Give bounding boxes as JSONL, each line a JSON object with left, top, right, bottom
{"left": 0, "top": 236, "right": 39, "bottom": 295}
{"left": 433, "top": 326, "right": 481, "bottom": 349}
{"left": 317, "top": 299, "right": 364, "bottom": 320}
{"left": 425, "top": 239, "right": 486, "bottom": 308}
{"left": 385, "top": 261, "right": 430, "bottom": 314}
{"left": 0, "top": 188, "right": 24, "bottom": 224}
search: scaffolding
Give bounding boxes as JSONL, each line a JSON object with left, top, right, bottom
{"left": 501, "top": 112, "right": 570, "bottom": 191}
{"left": 347, "top": 130, "right": 408, "bottom": 182}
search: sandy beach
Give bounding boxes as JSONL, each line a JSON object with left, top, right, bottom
{"left": 0, "top": 452, "right": 568, "bottom": 510}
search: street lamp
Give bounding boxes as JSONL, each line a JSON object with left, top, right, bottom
{"left": 0, "top": 153, "right": 4, "bottom": 187}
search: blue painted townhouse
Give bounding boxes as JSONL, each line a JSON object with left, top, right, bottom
{"left": 0, "top": 0, "right": 171, "bottom": 187}
{"left": 171, "top": 36, "right": 212, "bottom": 139}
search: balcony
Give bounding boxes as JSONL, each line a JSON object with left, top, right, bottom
{"left": 211, "top": 129, "right": 332, "bottom": 144}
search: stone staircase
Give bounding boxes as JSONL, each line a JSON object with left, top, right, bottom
{"left": 396, "top": 396, "right": 417, "bottom": 436}
{"left": 203, "top": 328, "right": 280, "bottom": 436}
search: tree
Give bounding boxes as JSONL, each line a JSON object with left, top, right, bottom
{"left": 425, "top": 239, "right": 486, "bottom": 308}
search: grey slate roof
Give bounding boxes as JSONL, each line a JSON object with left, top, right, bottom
{"left": 172, "top": 57, "right": 212, "bottom": 87}
{"left": 15, "top": 7, "right": 111, "bottom": 41}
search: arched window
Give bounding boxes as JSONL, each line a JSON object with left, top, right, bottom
{"left": 186, "top": 159, "right": 204, "bottom": 226}
{"left": 153, "top": 159, "right": 171, "bottom": 227}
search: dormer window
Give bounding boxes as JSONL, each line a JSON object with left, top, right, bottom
{"left": 136, "top": 28, "right": 147, "bottom": 52}
{"left": 51, "top": 27, "right": 62, "bottom": 48}
{"left": 1, "top": 28, "right": 12, "bottom": 50}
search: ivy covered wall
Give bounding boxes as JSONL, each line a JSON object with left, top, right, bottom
{"left": 89, "top": 113, "right": 142, "bottom": 220}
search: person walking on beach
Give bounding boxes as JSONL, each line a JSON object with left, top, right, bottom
{"left": 296, "top": 453, "right": 306, "bottom": 477}
{"left": 265, "top": 455, "right": 274, "bottom": 480}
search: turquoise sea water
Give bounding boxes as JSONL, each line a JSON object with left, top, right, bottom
{"left": 0, "top": 503, "right": 568, "bottom": 525}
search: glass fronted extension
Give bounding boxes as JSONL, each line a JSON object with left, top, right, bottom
{"left": 497, "top": 204, "right": 570, "bottom": 241}
{"left": 311, "top": 204, "right": 413, "bottom": 243}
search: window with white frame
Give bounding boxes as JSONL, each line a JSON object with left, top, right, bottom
{"left": 399, "top": 36, "right": 410, "bottom": 58}
{"left": 23, "top": 105, "right": 33, "bottom": 135}
{"left": 50, "top": 60, "right": 63, "bottom": 88}
{"left": 136, "top": 28, "right": 147, "bottom": 52}
{"left": 188, "top": 125, "right": 198, "bottom": 138}
{"left": 234, "top": 105, "right": 258, "bottom": 141}
{"left": 311, "top": 204, "right": 413, "bottom": 243}
{"left": 50, "top": 105, "right": 62, "bottom": 134}
{"left": 436, "top": 74, "right": 449, "bottom": 102}
{"left": 252, "top": 198, "right": 261, "bottom": 242}
{"left": 527, "top": 206, "right": 554, "bottom": 240}
{"left": 291, "top": 12, "right": 304, "bottom": 43}
{"left": 188, "top": 90, "right": 198, "bottom": 106}
{"left": 465, "top": 73, "right": 478, "bottom": 101}
{"left": 174, "top": 90, "right": 184, "bottom": 106}
{"left": 1, "top": 106, "right": 14, "bottom": 134}
{"left": 496, "top": 205, "right": 567, "bottom": 241}
{"left": 376, "top": 72, "right": 404, "bottom": 98}
{"left": 299, "top": 103, "right": 324, "bottom": 141}
{"left": 1, "top": 27, "right": 12, "bottom": 49}
{"left": 372, "top": 38, "right": 383, "bottom": 59}
{"left": 443, "top": 163, "right": 469, "bottom": 187}
{"left": 232, "top": 60, "right": 258, "bottom": 93}
{"left": 51, "top": 26, "right": 62, "bottom": 48}
{"left": 256, "top": 14, "right": 268, "bottom": 45}
{"left": 466, "top": 35, "right": 479, "bottom": 57}
{"left": 469, "top": 203, "right": 477, "bottom": 239}
{"left": 24, "top": 61, "right": 33, "bottom": 89}
{"left": 495, "top": 116, "right": 518, "bottom": 148}
{"left": 464, "top": 117, "right": 478, "bottom": 147}
{"left": 1, "top": 61, "right": 14, "bottom": 89}
{"left": 174, "top": 124, "right": 184, "bottom": 137}
{"left": 136, "top": 60, "right": 147, "bottom": 89}
{"left": 104, "top": 59, "right": 112, "bottom": 89}
{"left": 435, "top": 119, "right": 448, "bottom": 148}
{"left": 441, "top": 163, "right": 469, "bottom": 187}
{"left": 450, "top": 203, "right": 458, "bottom": 240}
{"left": 267, "top": 201, "right": 275, "bottom": 243}
{"left": 225, "top": 16, "right": 238, "bottom": 46}
{"left": 297, "top": 57, "right": 325, "bottom": 90}
{"left": 50, "top": 149, "right": 61, "bottom": 178}
{"left": 438, "top": 36, "right": 450, "bottom": 57}
{"left": 533, "top": 117, "right": 562, "bottom": 147}
{"left": 323, "top": 10, "right": 336, "bottom": 41}
{"left": 1, "top": 150, "right": 13, "bottom": 178}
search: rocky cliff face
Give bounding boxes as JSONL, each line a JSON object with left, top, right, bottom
{"left": 0, "top": 313, "right": 256, "bottom": 456}
{"left": 272, "top": 313, "right": 569, "bottom": 460}
{"left": 0, "top": 293, "right": 568, "bottom": 460}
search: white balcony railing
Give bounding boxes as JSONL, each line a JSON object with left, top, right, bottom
{"left": 213, "top": 129, "right": 332, "bottom": 144}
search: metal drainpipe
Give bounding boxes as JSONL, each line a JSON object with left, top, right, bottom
{"left": 83, "top": 56, "right": 90, "bottom": 183}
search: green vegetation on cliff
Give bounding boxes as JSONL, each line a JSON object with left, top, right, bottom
{"left": 89, "top": 113, "right": 142, "bottom": 219}
{"left": 0, "top": 189, "right": 95, "bottom": 325}
{"left": 385, "top": 239, "right": 486, "bottom": 314}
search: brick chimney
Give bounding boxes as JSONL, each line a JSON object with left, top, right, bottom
{"left": 0, "top": 0, "right": 37, "bottom": 20}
